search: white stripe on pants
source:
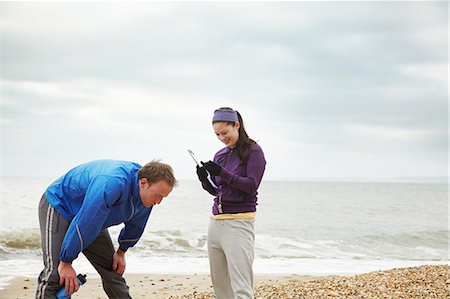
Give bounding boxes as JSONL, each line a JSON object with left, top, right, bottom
{"left": 36, "top": 195, "right": 131, "bottom": 298}
{"left": 36, "top": 195, "right": 69, "bottom": 298}
{"left": 207, "top": 218, "right": 255, "bottom": 299}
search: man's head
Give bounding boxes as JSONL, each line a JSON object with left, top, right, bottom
{"left": 138, "top": 160, "right": 176, "bottom": 207}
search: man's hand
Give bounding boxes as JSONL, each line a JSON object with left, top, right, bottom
{"left": 58, "top": 261, "right": 79, "bottom": 296}
{"left": 113, "top": 249, "right": 126, "bottom": 276}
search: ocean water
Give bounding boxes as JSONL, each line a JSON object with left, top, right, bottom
{"left": 0, "top": 177, "right": 448, "bottom": 288}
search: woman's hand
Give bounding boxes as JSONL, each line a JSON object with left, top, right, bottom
{"left": 196, "top": 165, "right": 208, "bottom": 180}
{"left": 202, "top": 161, "right": 222, "bottom": 176}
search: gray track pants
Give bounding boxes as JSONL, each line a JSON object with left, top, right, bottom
{"left": 207, "top": 218, "right": 255, "bottom": 299}
{"left": 36, "top": 195, "right": 131, "bottom": 299}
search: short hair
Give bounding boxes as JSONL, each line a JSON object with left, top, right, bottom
{"left": 138, "top": 160, "right": 177, "bottom": 187}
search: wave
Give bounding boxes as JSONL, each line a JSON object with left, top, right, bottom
{"left": 0, "top": 229, "right": 41, "bottom": 251}
{"left": 131, "top": 230, "right": 208, "bottom": 258}
{"left": 133, "top": 230, "right": 449, "bottom": 261}
{"left": 336, "top": 230, "right": 449, "bottom": 261}
{"left": 1, "top": 228, "right": 447, "bottom": 262}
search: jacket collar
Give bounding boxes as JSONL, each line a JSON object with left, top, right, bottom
{"left": 131, "top": 171, "right": 142, "bottom": 204}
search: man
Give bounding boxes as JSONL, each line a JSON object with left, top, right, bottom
{"left": 36, "top": 159, "right": 176, "bottom": 298}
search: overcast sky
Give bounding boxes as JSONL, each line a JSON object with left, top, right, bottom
{"left": 2, "top": 1, "right": 448, "bottom": 181}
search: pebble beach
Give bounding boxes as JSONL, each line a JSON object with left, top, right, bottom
{"left": 169, "top": 265, "right": 449, "bottom": 299}
{"left": 1, "top": 264, "right": 447, "bottom": 298}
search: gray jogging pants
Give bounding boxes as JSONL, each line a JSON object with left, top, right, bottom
{"left": 36, "top": 194, "right": 131, "bottom": 299}
{"left": 207, "top": 218, "right": 255, "bottom": 299}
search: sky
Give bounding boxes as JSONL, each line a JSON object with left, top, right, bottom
{"left": 1, "top": 1, "right": 448, "bottom": 181}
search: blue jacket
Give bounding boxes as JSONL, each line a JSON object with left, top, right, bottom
{"left": 45, "top": 160, "right": 152, "bottom": 263}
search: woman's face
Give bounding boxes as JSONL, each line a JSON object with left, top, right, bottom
{"left": 213, "top": 122, "right": 240, "bottom": 148}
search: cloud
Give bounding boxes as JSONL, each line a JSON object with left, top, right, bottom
{"left": 2, "top": 1, "right": 447, "bottom": 180}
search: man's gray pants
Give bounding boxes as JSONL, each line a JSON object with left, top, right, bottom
{"left": 207, "top": 218, "right": 255, "bottom": 299}
{"left": 35, "top": 195, "right": 131, "bottom": 299}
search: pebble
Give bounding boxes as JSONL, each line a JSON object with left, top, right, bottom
{"left": 168, "top": 264, "right": 449, "bottom": 299}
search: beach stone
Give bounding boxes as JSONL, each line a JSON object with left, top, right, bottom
{"left": 167, "top": 265, "right": 449, "bottom": 299}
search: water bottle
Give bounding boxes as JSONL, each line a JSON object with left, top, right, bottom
{"left": 56, "top": 274, "right": 87, "bottom": 299}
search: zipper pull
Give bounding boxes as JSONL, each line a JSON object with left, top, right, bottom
{"left": 218, "top": 191, "right": 223, "bottom": 214}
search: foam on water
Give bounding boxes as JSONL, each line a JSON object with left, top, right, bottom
{"left": 0, "top": 227, "right": 447, "bottom": 261}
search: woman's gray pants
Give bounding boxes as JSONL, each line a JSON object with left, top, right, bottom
{"left": 207, "top": 218, "right": 255, "bottom": 299}
{"left": 35, "top": 195, "right": 131, "bottom": 299}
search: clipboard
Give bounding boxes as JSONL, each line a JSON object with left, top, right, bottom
{"left": 187, "top": 149, "right": 218, "bottom": 189}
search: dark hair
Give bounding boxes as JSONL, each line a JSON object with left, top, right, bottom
{"left": 138, "top": 160, "right": 177, "bottom": 187}
{"left": 213, "top": 107, "right": 256, "bottom": 163}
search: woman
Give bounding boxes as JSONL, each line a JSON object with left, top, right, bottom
{"left": 196, "top": 107, "right": 266, "bottom": 298}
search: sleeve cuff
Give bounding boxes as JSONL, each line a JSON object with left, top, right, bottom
{"left": 218, "top": 167, "right": 233, "bottom": 183}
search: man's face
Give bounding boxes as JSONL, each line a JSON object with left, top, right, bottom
{"left": 139, "top": 179, "right": 173, "bottom": 207}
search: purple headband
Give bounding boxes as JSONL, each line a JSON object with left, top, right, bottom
{"left": 212, "top": 109, "right": 238, "bottom": 122}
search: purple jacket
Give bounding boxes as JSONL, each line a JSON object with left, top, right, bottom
{"left": 200, "top": 143, "right": 266, "bottom": 215}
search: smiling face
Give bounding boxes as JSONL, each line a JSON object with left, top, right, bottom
{"left": 139, "top": 178, "right": 173, "bottom": 207}
{"left": 213, "top": 121, "right": 240, "bottom": 148}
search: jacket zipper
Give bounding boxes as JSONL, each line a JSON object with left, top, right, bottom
{"left": 217, "top": 149, "right": 233, "bottom": 214}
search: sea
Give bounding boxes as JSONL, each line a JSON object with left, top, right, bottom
{"left": 0, "top": 177, "right": 448, "bottom": 289}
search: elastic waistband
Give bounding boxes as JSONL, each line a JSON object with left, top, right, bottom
{"left": 210, "top": 212, "right": 255, "bottom": 220}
